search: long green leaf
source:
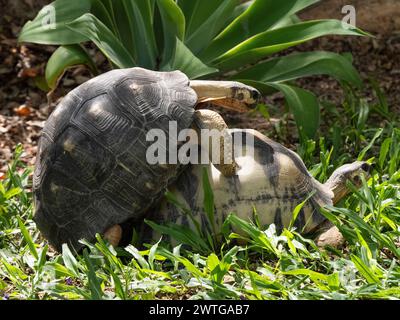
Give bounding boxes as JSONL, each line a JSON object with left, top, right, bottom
{"left": 4, "top": 188, "right": 22, "bottom": 200}
{"left": 17, "top": 216, "right": 38, "bottom": 260}
{"left": 18, "top": 0, "right": 89, "bottom": 44}
{"left": 36, "top": 246, "right": 48, "bottom": 272}
{"left": 213, "top": 20, "right": 368, "bottom": 71}
{"left": 156, "top": 0, "right": 186, "bottom": 67}
{"left": 272, "top": 14, "right": 302, "bottom": 30}
{"left": 166, "top": 38, "right": 218, "bottom": 79}
{"left": 1, "top": 259, "right": 28, "bottom": 281}
{"left": 269, "top": 83, "right": 320, "bottom": 138}
{"left": 45, "top": 45, "right": 97, "bottom": 89}
{"left": 201, "top": 0, "right": 320, "bottom": 62}
{"left": 288, "top": 190, "right": 316, "bottom": 231}
{"left": 109, "top": 268, "right": 125, "bottom": 299}
{"left": 230, "top": 1, "right": 254, "bottom": 21}
{"left": 148, "top": 239, "right": 161, "bottom": 270}
{"left": 232, "top": 51, "right": 362, "bottom": 87}
{"left": 357, "top": 128, "right": 383, "bottom": 161}
{"left": 108, "top": 0, "right": 138, "bottom": 60}
{"left": 326, "top": 206, "right": 400, "bottom": 259}
{"left": 125, "top": 245, "right": 150, "bottom": 269}
{"left": 62, "top": 244, "right": 80, "bottom": 277}
{"left": 88, "top": 1, "right": 116, "bottom": 32}
{"left": 145, "top": 219, "right": 210, "bottom": 252}
{"left": 202, "top": 167, "right": 217, "bottom": 237}
{"left": 66, "top": 13, "right": 136, "bottom": 68}
{"left": 351, "top": 254, "right": 381, "bottom": 284}
{"left": 48, "top": 263, "right": 76, "bottom": 278}
{"left": 178, "top": 0, "right": 229, "bottom": 38}
{"left": 83, "top": 250, "right": 104, "bottom": 300}
{"left": 18, "top": 0, "right": 112, "bottom": 44}
{"left": 379, "top": 138, "right": 392, "bottom": 169}
{"left": 227, "top": 214, "right": 279, "bottom": 256}
{"left": 118, "top": 0, "right": 158, "bottom": 69}
{"left": 282, "top": 269, "right": 329, "bottom": 282}
{"left": 185, "top": 0, "right": 239, "bottom": 54}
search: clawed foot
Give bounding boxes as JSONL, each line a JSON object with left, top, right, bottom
{"left": 103, "top": 224, "right": 122, "bottom": 247}
{"left": 315, "top": 225, "right": 345, "bottom": 249}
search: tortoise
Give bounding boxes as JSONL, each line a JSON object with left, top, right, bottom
{"left": 139, "top": 129, "right": 371, "bottom": 247}
{"left": 33, "top": 67, "right": 260, "bottom": 251}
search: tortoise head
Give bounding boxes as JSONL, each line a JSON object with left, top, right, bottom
{"left": 190, "top": 80, "right": 261, "bottom": 112}
{"left": 325, "top": 161, "right": 372, "bottom": 204}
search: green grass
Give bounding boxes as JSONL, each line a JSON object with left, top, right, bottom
{"left": 0, "top": 85, "right": 399, "bottom": 300}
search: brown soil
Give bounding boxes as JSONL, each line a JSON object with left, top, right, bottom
{"left": 0, "top": 1, "right": 399, "bottom": 176}
{"left": 301, "top": 0, "right": 400, "bottom": 34}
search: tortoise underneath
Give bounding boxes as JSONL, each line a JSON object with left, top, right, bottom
{"left": 33, "top": 68, "right": 259, "bottom": 252}
{"left": 138, "top": 129, "right": 371, "bottom": 248}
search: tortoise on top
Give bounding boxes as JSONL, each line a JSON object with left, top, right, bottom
{"left": 33, "top": 67, "right": 260, "bottom": 251}
{"left": 140, "top": 129, "right": 371, "bottom": 248}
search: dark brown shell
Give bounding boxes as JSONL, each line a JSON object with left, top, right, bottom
{"left": 33, "top": 67, "right": 197, "bottom": 251}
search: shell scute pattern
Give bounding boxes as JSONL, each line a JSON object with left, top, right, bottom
{"left": 34, "top": 68, "right": 197, "bottom": 251}
{"left": 73, "top": 95, "right": 139, "bottom": 153}
{"left": 141, "top": 130, "right": 334, "bottom": 243}
{"left": 33, "top": 133, "right": 53, "bottom": 190}
{"left": 40, "top": 169, "right": 91, "bottom": 220}
{"left": 43, "top": 92, "right": 82, "bottom": 139}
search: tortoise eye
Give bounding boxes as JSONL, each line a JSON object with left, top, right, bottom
{"left": 353, "top": 175, "right": 361, "bottom": 184}
{"left": 361, "top": 163, "right": 371, "bottom": 173}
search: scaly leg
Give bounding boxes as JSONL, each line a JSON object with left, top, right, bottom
{"left": 104, "top": 224, "right": 122, "bottom": 247}
{"left": 314, "top": 220, "right": 345, "bottom": 248}
{"left": 194, "top": 109, "right": 238, "bottom": 177}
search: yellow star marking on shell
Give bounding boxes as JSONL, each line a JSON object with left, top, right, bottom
{"left": 63, "top": 139, "right": 75, "bottom": 153}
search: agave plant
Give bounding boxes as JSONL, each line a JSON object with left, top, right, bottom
{"left": 19, "top": 0, "right": 367, "bottom": 138}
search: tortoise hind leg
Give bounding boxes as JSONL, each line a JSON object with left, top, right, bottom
{"left": 314, "top": 220, "right": 345, "bottom": 248}
{"left": 103, "top": 224, "right": 123, "bottom": 247}
{"left": 194, "top": 109, "right": 238, "bottom": 177}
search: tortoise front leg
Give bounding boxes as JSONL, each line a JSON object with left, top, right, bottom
{"left": 104, "top": 224, "right": 123, "bottom": 247}
{"left": 194, "top": 109, "right": 238, "bottom": 177}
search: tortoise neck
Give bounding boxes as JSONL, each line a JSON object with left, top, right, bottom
{"left": 324, "top": 177, "right": 349, "bottom": 205}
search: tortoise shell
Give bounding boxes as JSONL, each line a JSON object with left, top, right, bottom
{"left": 139, "top": 129, "right": 334, "bottom": 244}
{"left": 33, "top": 67, "right": 197, "bottom": 251}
